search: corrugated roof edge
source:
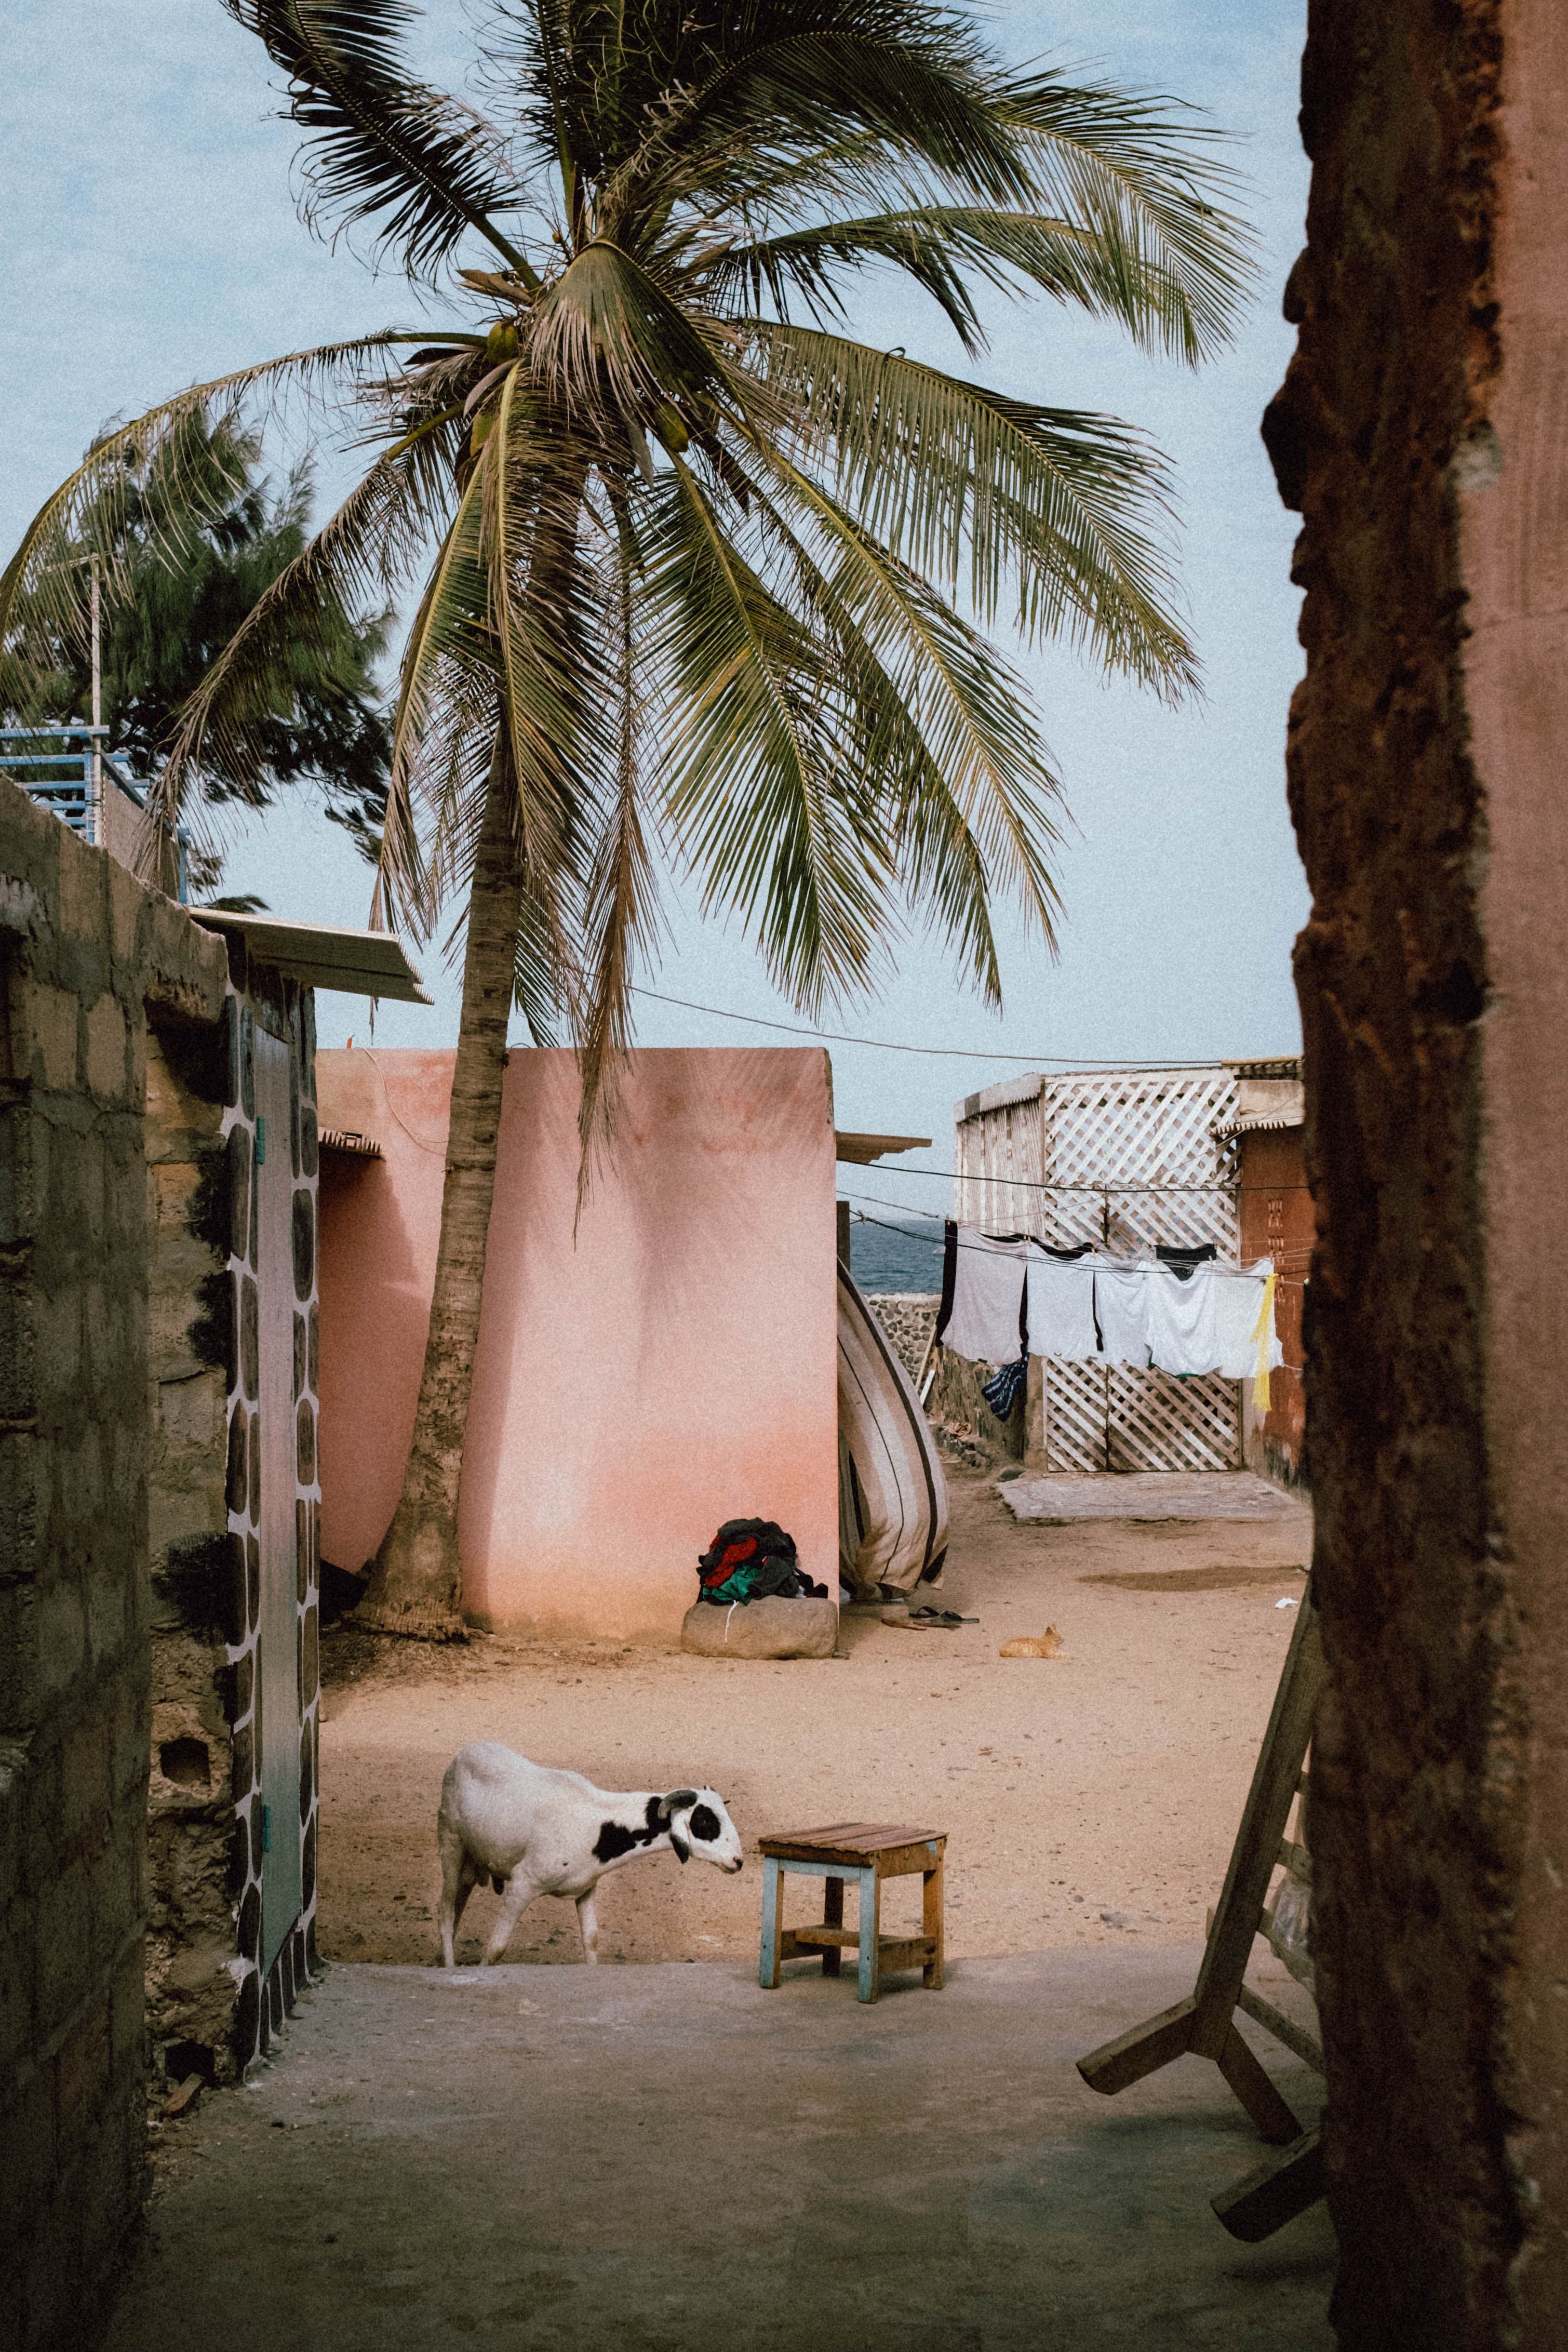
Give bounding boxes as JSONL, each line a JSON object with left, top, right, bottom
{"left": 190, "top": 908, "right": 432, "bottom": 1003}
{"left": 1213, "top": 1111, "right": 1304, "bottom": 1138}
{"left": 1224, "top": 1055, "right": 1302, "bottom": 1079}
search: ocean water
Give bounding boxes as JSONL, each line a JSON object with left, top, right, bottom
{"left": 843, "top": 1209, "right": 945, "bottom": 1294}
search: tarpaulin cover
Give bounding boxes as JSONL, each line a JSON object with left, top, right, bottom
{"left": 837, "top": 1261, "right": 949, "bottom": 1597}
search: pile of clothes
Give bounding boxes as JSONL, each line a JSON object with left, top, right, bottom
{"left": 695, "top": 1518, "right": 830, "bottom": 1606}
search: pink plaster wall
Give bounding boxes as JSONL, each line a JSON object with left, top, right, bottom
{"left": 316, "top": 1046, "right": 838, "bottom": 1642}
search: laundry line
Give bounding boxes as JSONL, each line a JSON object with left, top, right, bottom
{"left": 845, "top": 1161, "right": 1311, "bottom": 1196}
{"left": 841, "top": 1184, "right": 1262, "bottom": 1232}
{"left": 629, "top": 984, "right": 1258, "bottom": 1073}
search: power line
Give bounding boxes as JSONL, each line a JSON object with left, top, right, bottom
{"left": 629, "top": 984, "right": 1243, "bottom": 1073}
{"left": 840, "top": 1165, "right": 1311, "bottom": 1197}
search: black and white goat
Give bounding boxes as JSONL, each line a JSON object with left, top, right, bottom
{"left": 437, "top": 1740, "right": 744, "bottom": 1967}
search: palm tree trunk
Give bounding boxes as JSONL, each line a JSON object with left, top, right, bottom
{"left": 356, "top": 736, "right": 522, "bottom": 1638}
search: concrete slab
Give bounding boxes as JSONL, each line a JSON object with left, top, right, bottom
{"left": 1001, "top": 1473, "right": 1306, "bottom": 1525}
{"left": 105, "top": 1948, "right": 1334, "bottom": 2350}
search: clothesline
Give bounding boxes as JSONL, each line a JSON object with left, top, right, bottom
{"left": 855, "top": 1161, "right": 1311, "bottom": 1196}
{"left": 630, "top": 984, "right": 1259, "bottom": 1072}
{"left": 844, "top": 1183, "right": 1258, "bottom": 1231}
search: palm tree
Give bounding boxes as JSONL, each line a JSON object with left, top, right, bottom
{"left": 1, "top": 1, "right": 1249, "bottom": 1638}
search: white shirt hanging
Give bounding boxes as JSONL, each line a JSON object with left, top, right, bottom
{"left": 1024, "top": 1241, "right": 1101, "bottom": 1360}
{"left": 939, "top": 1228, "right": 1029, "bottom": 1364}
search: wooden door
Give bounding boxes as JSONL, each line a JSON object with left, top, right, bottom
{"left": 254, "top": 1028, "right": 302, "bottom": 1975}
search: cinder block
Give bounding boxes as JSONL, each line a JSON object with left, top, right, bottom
{"left": 107, "top": 859, "right": 144, "bottom": 970}
{"left": 56, "top": 2004, "right": 112, "bottom": 2147}
{"left": 22, "top": 981, "right": 78, "bottom": 1092}
{"left": 56, "top": 824, "right": 106, "bottom": 947}
{"left": 59, "top": 1714, "right": 111, "bottom": 1844}
{"left": 0, "top": 2059, "right": 58, "bottom": 2217}
{"left": 35, "top": 1859, "right": 94, "bottom": 2032}
{"left": 33, "top": 1575, "right": 86, "bottom": 1705}
{"left": 84, "top": 995, "right": 129, "bottom": 1105}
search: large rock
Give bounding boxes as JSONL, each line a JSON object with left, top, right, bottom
{"left": 680, "top": 1596, "right": 838, "bottom": 1659}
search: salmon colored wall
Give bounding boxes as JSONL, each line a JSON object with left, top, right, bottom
{"left": 1238, "top": 1125, "right": 1313, "bottom": 1487}
{"left": 315, "top": 1046, "right": 838, "bottom": 1642}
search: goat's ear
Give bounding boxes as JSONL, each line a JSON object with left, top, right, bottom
{"left": 671, "top": 1832, "right": 691, "bottom": 1864}
{"left": 658, "top": 1789, "right": 699, "bottom": 1822}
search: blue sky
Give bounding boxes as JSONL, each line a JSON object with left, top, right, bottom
{"left": 1, "top": 0, "right": 1310, "bottom": 1213}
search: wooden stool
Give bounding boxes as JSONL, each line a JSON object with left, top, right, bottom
{"left": 757, "top": 1823, "right": 946, "bottom": 2003}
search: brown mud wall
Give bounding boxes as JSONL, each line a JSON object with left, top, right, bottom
{"left": 1265, "top": 0, "right": 1568, "bottom": 2340}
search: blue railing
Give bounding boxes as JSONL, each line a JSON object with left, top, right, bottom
{"left": 1, "top": 724, "right": 190, "bottom": 903}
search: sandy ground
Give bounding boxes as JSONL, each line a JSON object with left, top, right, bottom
{"left": 317, "top": 1466, "right": 1311, "bottom": 1971}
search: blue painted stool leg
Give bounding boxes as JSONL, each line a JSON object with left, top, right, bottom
{"left": 759, "top": 1857, "right": 783, "bottom": 1988}
{"left": 856, "top": 1865, "right": 881, "bottom": 2002}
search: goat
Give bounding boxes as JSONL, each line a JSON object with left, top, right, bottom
{"left": 437, "top": 1740, "right": 744, "bottom": 1968}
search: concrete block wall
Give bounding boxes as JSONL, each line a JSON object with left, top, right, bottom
{"left": 0, "top": 779, "right": 227, "bottom": 2352}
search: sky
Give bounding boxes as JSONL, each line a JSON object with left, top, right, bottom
{"left": 1, "top": 0, "right": 1311, "bottom": 1228}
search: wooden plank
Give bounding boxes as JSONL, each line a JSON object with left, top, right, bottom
{"left": 1189, "top": 1592, "right": 1323, "bottom": 2059}
{"left": 1235, "top": 1983, "right": 1324, "bottom": 2075}
{"left": 822, "top": 1872, "right": 843, "bottom": 1978}
{"left": 1216, "top": 2024, "right": 1301, "bottom": 2146}
{"left": 1211, "top": 2126, "right": 1324, "bottom": 2242}
{"left": 1277, "top": 1838, "right": 1312, "bottom": 1881}
{"left": 1078, "top": 1996, "right": 1199, "bottom": 2096}
{"left": 859, "top": 1867, "right": 881, "bottom": 2003}
{"left": 760, "top": 1824, "right": 944, "bottom": 1863}
{"left": 759, "top": 1856, "right": 784, "bottom": 1989}
{"left": 788, "top": 1928, "right": 933, "bottom": 1961}
{"left": 923, "top": 1850, "right": 945, "bottom": 1989}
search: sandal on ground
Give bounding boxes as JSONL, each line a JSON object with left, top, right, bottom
{"left": 908, "top": 1606, "right": 978, "bottom": 1627}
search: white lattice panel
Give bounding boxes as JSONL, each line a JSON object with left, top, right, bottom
{"left": 1042, "top": 1359, "right": 1110, "bottom": 1472}
{"left": 1040, "top": 1069, "right": 1239, "bottom": 1256}
{"left": 1106, "top": 1366, "right": 1241, "bottom": 1472}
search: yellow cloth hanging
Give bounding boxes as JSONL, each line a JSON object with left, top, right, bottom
{"left": 1250, "top": 1269, "right": 1278, "bottom": 1413}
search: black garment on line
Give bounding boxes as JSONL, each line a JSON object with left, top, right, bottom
{"left": 1156, "top": 1242, "right": 1217, "bottom": 1284}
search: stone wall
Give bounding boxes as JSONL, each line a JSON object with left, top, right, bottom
{"left": 0, "top": 779, "right": 227, "bottom": 2352}
{"left": 863, "top": 1293, "right": 937, "bottom": 1383}
{"left": 1264, "top": 0, "right": 1568, "bottom": 2338}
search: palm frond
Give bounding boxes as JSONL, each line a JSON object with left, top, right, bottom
{"left": 749, "top": 434, "right": 1063, "bottom": 956}
{"left": 641, "top": 458, "right": 899, "bottom": 1012}
{"left": 480, "top": 367, "right": 612, "bottom": 985}
{"left": 595, "top": 5, "right": 1029, "bottom": 240}
{"left": 379, "top": 462, "right": 493, "bottom": 926}
{"left": 574, "top": 497, "right": 662, "bottom": 1187}
{"left": 711, "top": 205, "right": 1223, "bottom": 360}
{"left": 993, "top": 70, "right": 1254, "bottom": 365}
{"left": 528, "top": 240, "right": 732, "bottom": 422}
{"left": 682, "top": 439, "right": 1013, "bottom": 999}
{"left": 746, "top": 323, "right": 1198, "bottom": 695}
{"left": 225, "top": 0, "right": 533, "bottom": 279}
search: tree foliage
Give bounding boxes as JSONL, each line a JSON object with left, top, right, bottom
{"left": 1, "top": 413, "right": 392, "bottom": 887}
{"left": 2, "top": 0, "right": 1253, "bottom": 1127}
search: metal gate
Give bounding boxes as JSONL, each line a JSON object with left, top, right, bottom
{"left": 955, "top": 1067, "right": 1243, "bottom": 1472}
{"left": 255, "top": 1030, "right": 303, "bottom": 1973}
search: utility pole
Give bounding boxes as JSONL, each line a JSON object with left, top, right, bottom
{"left": 89, "top": 553, "right": 103, "bottom": 845}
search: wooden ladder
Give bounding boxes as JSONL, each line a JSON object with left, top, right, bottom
{"left": 1077, "top": 1581, "right": 1328, "bottom": 2242}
